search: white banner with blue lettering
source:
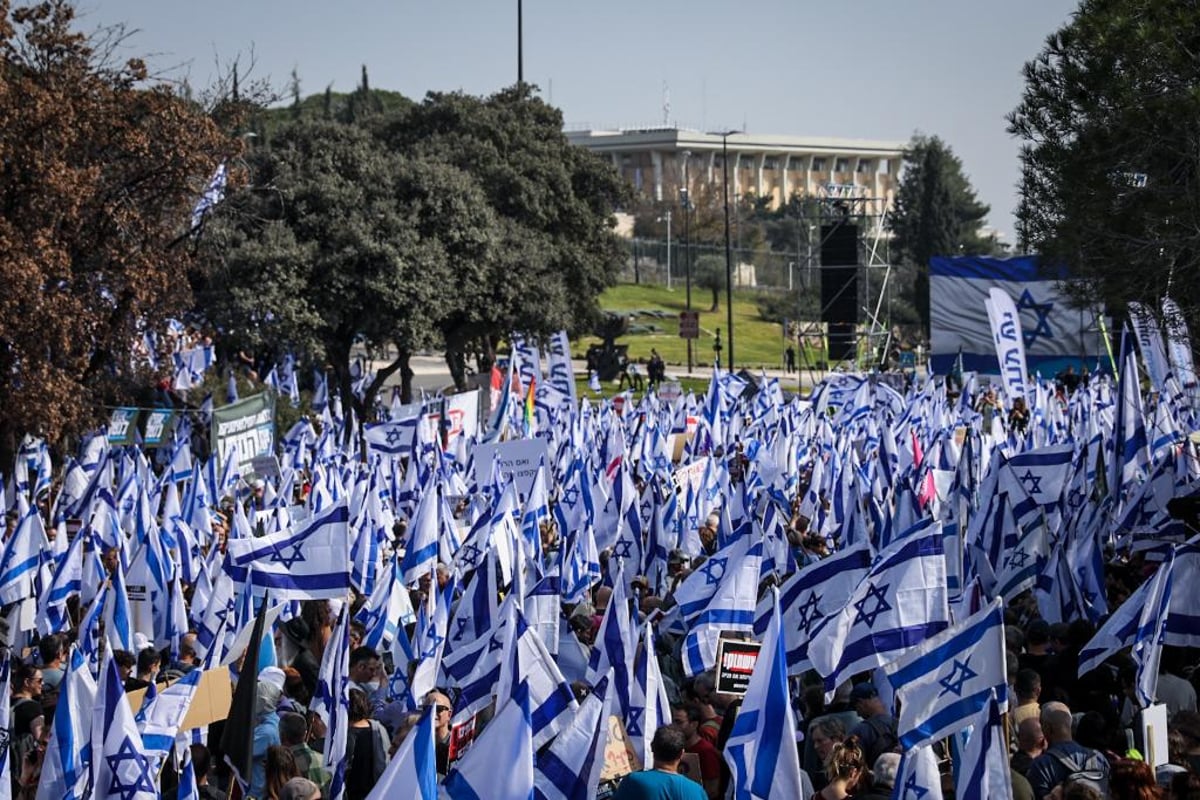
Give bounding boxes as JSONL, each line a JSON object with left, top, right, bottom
{"left": 929, "top": 255, "right": 1107, "bottom": 377}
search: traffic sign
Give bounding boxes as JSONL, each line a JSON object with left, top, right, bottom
{"left": 679, "top": 311, "right": 700, "bottom": 339}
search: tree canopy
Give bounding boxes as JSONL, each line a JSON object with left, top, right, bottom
{"left": 203, "top": 83, "right": 629, "bottom": 413}
{"left": 1009, "top": 0, "right": 1200, "bottom": 329}
{"left": 0, "top": 0, "right": 238, "bottom": 456}
{"left": 887, "top": 134, "right": 995, "bottom": 336}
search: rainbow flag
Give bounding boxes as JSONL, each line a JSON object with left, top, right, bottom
{"left": 522, "top": 377, "right": 536, "bottom": 436}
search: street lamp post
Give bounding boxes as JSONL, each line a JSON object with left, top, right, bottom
{"left": 722, "top": 132, "right": 735, "bottom": 373}
{"left": 682, "top": 151, "right": 693, "bottom": 374}
{"left": 517, "top": 0, "right": 524, "bottom": 85}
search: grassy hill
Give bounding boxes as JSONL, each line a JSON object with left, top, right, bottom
{"left": 579, "top": 283, "right": 811, "bottom": 371}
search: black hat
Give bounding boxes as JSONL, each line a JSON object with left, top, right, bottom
{"left": 283, "top": 617, "right": 311, "bottom": 647}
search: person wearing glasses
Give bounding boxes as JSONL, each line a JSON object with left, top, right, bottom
{"left": 424, "top": 690, "right": 455, "bottom": 776}
{"left": 10, "top": 661, "right": 45, "bottom": 786}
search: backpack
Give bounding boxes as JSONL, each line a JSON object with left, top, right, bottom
{"left": 1049, "top": 747, "right": 1110, "bottom": 797}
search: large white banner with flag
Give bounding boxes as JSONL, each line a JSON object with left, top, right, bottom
{"left": 929, "top": 256, "right": 1106, "bottom": 377}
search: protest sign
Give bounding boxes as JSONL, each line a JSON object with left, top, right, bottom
{"left": 108, "top": 407, "right": 140, "bottom": 446}
{"left": 212, "top": 392, "right": 275, "bottom": 474}
{"left": 716, "top": 639, "right": 762, "bottom": 695}
{"left": 141, "top": 409, "right": 176, "bottom": 449}
{"left": 473, "top": 438, "right": 549, "bottom": 500}
{"left": 599, "top": 714, "right": 639, "bottom": 781}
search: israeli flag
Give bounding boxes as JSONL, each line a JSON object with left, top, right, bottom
{"left": 724, "top": 587, "right": 808, "bottom": 800}
{"left": 883, "top": 598, "right": 1008, "bottom": 750}
{"left": 928, "top": 255, "right": 1102, "bottom": 377}
{"left": 444, "top": 681, "right": 535, "bottom": 800}
{"left": 809, "top": 524, "right": 950, "bottom": 691}
{"left": 190, "top": 162, "right": 227, "bottom": 231}
{"left": 682, "top": 537, "right": 763, "bottom": 677}
{"left": 226, "top": 501, "right": 351, "bottom": 600}
{"left": 757, "top": 540, "right": 872, "bottom": 675}
{"left": 35, "top": 648, "right": 97, "bottom": 800}
{"left": 137, "top": 668, "right": 202, "bottom": 765}
{"left": 893, "top": 745, "right": 945, "bottom": 800}
{"left": 93, "top": 651, "right": 157, "bottom": 800}
{"left": 534, "top": 672, "right": 613, "bottom": 800}
{"left": 364, "top": 706, "right": 437, "bottom": 800}
{"left": 953, "top": 691, "right": 1012, "bottom": 800}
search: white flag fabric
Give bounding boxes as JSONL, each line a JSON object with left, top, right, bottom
{"left": 884, "top": 598, "right": 1008, "bottom": 750}
{"left": 723, "top": 587, "right": 807, "bottom": 800}
{"left": 92, "top": 652, "right": 157, "bottom": 800}
{"left": 893, "top": 745, "right": 945, "bottom": 800}
{"left": 226, "top": 501, "right": 351, "bottom": 600}
{"left": 953, "top": 691, "right": 1012, "bottom": 800}
{"left": 534, "top": 672, "right": 614, "bottom": 800}
{"left": 809, "top": 525, "right": 950, "bottom": 691}
{"left": 444, "top": 681, "right": 535, "bottom": 800}
{"left": 365, "top": 705, "right": 437, "bottom": 800}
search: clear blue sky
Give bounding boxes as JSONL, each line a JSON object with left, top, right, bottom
{"left": 81, "top": 0, "right": 1079, "bottom": 242}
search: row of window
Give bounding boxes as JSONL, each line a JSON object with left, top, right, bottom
{"left": 694, "top": 156, "right": 885, "bottom": 173}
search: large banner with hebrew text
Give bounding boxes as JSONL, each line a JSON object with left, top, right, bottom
{"left": 929, "top": 256, "right": 1107, "bottom": 377}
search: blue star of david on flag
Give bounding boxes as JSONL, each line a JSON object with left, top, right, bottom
{"left": 420, "top": 630, "right": 444, "bottom": 659}
{"left": 384, "top": 427, "right": 404, "bottom": 447}
{"left": 853, "top": 582, "right": 891, "bottom": 627}
{"left": 487, "top": 631, "right": 505, "bottom": 653}
{"left": 937, "top": 657, "right": 978, "bottom": 698}
{"left": 612, "top": 539, "right": 634, "bottom": 560}
{"left": 458, "top": 543, "right": 482, "bottom": 568}
{"left": 795, "top": 591, "right": 823, "bottom": 633}
{"left": 625, "top": 707, "right": 644, "bottom": 737}
{"left": 904, "top": 770, "right": 930, "bottom": 800}
{"left": 270, "top": 541, "right": 307, "bottom": 569}
{"left": 106, "top": 737, "right": 157, "bottom": 800}
{"left": 1017, "top": 289, "right": 1054, "bottom": 347}
{"left": 1005, "top": 548, "right": 1030, "bottom": 570}
{"left": 452, "top": 618, "right": 470, "bottom": 643}
{"left": 1017, "top": 469, "right": 1043, "bottom": 496}
{"left": 700, "top": 557, "right": 727, "bottom": 585}
{"left": 561, "top": 486, "right": 580, "bottom": 507}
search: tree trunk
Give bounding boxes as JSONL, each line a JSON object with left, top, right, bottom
{"left": 710, "top": 286, "right": 720, "bottom": 312}
{"left": 445, "top": 348, "right": 468, "bottom": 392}
{"left": 398, "top": 350, "right": 414, "bottom": 405}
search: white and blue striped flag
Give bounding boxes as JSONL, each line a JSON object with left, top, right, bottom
{"left": 627, "top": 621, "right": 672, "bottom": 768}
{"left": 724, "top": 586, "right": 808, "bottom": 800}
{"left": 809, "top": 524, "right": 950, "bottom": 691}
{"left": 36, "top": 648, "right": 97, "bottom": 800}
{"left": 953, "top": 690, "right": 1011, "bottom": 800}
{"left": 226, "top": 501, "right": 351, "bottom": 600}
{"left": 92, "top": 651, "right": 157, "bottom": 800}
{"left": 682, "top": 537, "right": 763, "bottom": 677}
{"left": 497, "top": 607, "right": 578, "bottom": 749}
{"left": 883, "top": 598, "right": 1008, "bottom": 751}
{"left": 444, "top": 680, "right": 535, "bottom": 800}
{"left": 756, "top": 540, "right": 872, "bottom": 675}
{"left": 534, "top": 672, "right": 613, "bottom": 800}
{"left": 893, "top": 745, "right": 945, "bottom": 800}
{"left": 365, "top": 705, "right": 437, "bottom": 800}
{"left": 136, "top": 668, "right": 202, "bottom": 766}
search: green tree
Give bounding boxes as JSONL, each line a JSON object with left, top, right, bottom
{"left": 888, "top": 134, "right": 993, "bottom": 336}
{"left": 199, "top": 119, "right": 495, "bottom": 418}
{"left": 1009, "top": 0, "right": 1200, "bottom": 329}
{"left": 694, "top": 255, "right": 726, "bottom": 312}
{"left": 375, "top": 84, "right": 628, "bottom": 386}
{"left": 0, "top": 0, "right": 238, "bottom": 459}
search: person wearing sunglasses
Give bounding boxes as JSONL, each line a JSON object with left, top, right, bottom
{"left": 424, "top": 690, "right": 455, "bottom": 776}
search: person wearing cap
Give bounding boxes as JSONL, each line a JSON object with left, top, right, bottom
{"left": 847, "top": 682, "right": 899, "bottom": 767}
